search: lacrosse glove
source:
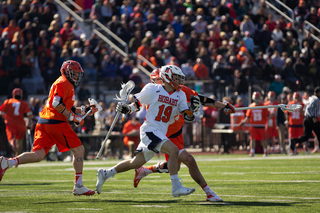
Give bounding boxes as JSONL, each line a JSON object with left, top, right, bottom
{"left": 81, "top": 105, "right": 98, "bottom": 116}
{"left": 190, "top": 95, "right": 201, "bottom": 112}
{"left": 223, "top": 101, "right": 236, "bottom": 115}
{"left": 116, "top": 102, "right": 132, "bottom": 114}
{"left": 69, "top": 112, "right": 84, "bottom": 126}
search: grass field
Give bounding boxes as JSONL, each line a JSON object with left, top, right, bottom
{"left": 1, "top": 153, "right": 320, "bottom": 213}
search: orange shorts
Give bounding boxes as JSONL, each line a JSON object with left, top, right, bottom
{"left": 165, "top": 133, "right": 184, "bottom": 162}
{"left": 6, "top": 124, "right": 26, "bottom": 142}
{"left": 289, "top": 127, "right": 304, "bottom": 138}
{"left": 33, "top": 122, "right": 82, "bottom": 154}
{"left": 266, "top": 126, "right": 278, "bottom": 138}
{"left": 250, "top": 127, "right": 266, "bottom": 141}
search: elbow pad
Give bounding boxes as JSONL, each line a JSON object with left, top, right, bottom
{"left": 52, "top": 96, "right": 66, "bottom": 113}
{"left": 184, "top": 113, "right": 195, "bottom": 123}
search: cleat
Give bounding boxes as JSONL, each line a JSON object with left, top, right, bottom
{"left": 263, "top": 151, "right": 268, "bottom": 157}
{"left": 312, "top": 148, "right": 319, "bottom": 153}
{"left": 73, "top": 185, "right": 95, "bottom": 196}
{"left": 207, "top": 191, "right": 223, "bottom": 202}
{"left": 96, "top": 168, "right": 113, "bottom": 194}
{"left": 172, "top": 186, "right": 195, "bottom": 197}
{"left": 134, "top": 167, "right": 147, "bottom": 188}
{"left": 249, "top": 152, "right": 254, "bottom": 157}
{"left": 0, "top": 157, "right": 9, "bottom": 181}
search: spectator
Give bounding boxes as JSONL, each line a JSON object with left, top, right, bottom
{"left": 193, "top": 57, "right": 208, "bottom": 80}
{"left": 269, "top": 74, "right": 284, "bottom": 96}
{"left": 129, "top": 68, "right": 143, "bottom": 93}
{"left": 81, "top": 46, "right": 97, "bottom": 82}
{"left": 136, "top": 38, "right": 153, "bottom": 67}
{"left": 181, "top": 59, "right": 195, "bottom": 80}
{"left": 128, "top": 30, "right": 142, "bottom": 55}
{"left": 119, "top": 57, "right": 133, "bottom": 83}
{"left": 243, "top": 31, "right": 254, "bottom": 54}
{"left": 122, "top": 117, "right": 141, "bottom": 159}
{"left": 240, "top": 15, "right": 255, "bottom": 37}
{"left": 101, "top": 0, "right": 113, "bottom": 24}
{"left": 89, "top": 0, "right": 103, "bottom": 22}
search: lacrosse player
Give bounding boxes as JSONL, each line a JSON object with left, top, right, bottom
{"left": 0, "top": 60, "right": 99, "bottom": 196}
{"left": 290, "top": 87, "right": 320, "bottom": 153}
{"left": 0, "top": 88, "right": 33, "bottom": 157}
{"left": 132, "top": 68, "right": 236, "bottom": 202}
{"left": 96, "top": 65, "right": 199, "bottom": 197}
{"left": 240, "top": 91, "right": 270, "bottom": 157}
{"left": 264, "top": 91, "right": 279, "bottom": 153}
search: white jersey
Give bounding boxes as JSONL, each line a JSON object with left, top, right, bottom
{"left": 134, "top": 83, "right": 188, "bottom": 134}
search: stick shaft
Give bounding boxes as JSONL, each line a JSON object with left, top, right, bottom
{"left": 235, "top": 105, "right": 279, "bottom": 111}
{"left": 96, "top": 112, "right": 120, "bottom": 159}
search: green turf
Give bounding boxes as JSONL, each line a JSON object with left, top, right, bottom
{"left": 1, "top": 153, "right": 320, "bottom": 213}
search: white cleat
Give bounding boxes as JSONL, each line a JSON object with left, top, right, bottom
{"left": 207, "top": 191, "right": 223, "bottom": 202}
{"left": 0, "top": 157, "right": 9, "bottom": 181}
{"left": 73, "top": 185, "right": 95, "bottom": 196}
{"left": 172, "top": 186, "right": 195, "bottom": 197}
{"left": 96, "top": 169, "right": 114, "bottom": 194}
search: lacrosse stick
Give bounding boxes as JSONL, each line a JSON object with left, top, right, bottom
{"left": 26, "top": 128, "right": 33, "bottom": 151}
{"left": 235, "top": 104, "right": 302, "bottom": 113}
{"left": 96, "top": 80, "right": 135, "bottom": 159}
{"left": 81, "top": 98, "right": 103, "bottom": 120}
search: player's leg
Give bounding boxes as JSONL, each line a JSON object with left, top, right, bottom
{"left": 249, "top": 138, "right": 256, "bottom": 157}
{"left": 312, "top": 136, "right": 319, "bottom": 153}
{"left": 133, "top": 161, "right": 167, "bottom": 188}
{"left": 96, "top": 152, "right": 147, "bottom": 194}
{"left": 178, "top": 150, "right": 223, "bottom": 202}
{"left": 277, "top": 124, "right": 287, "bottom": 154}
{"left": 0, "top": 149, "right": 46, "bottom": 181}
{"left": 71, "top": 145, "right": 95, "bottom": 196}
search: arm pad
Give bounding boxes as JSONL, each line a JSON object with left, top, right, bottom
{"left": 199, "top": 95, "right": 216, "bottom": 106}
{"left": 183, "top": 112, "right": 195, "bottom": 123}
{"left": 52, "top": 96, "right": 66, "bottom": 113}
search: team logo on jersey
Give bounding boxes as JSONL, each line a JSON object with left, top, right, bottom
{"left": 158, "top": 95, "right": 178, "bottom": 106}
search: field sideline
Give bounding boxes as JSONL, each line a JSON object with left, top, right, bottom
{"left": 0, "top": 153, "right": 319, "bottom": 213}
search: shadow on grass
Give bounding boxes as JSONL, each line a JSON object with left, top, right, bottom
{"left": 1, "top": 183, "right": 53, "bottom": 186}
{"left": 196, "top": 201, "right": 294, "bottom": 207}
{"left": 35, "top": 199, "right": 179, "bottom": 205}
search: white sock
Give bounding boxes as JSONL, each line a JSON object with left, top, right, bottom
{"left": 8, "top": 158, "right": 18, "bottom": 168}
{"left": 202, "top": 184, "right": 212, "bottom": 195}
{"left": 170, "top": 174, "right": 181, "bottom": 189}
{"left": 109, "top": 167, "right": 117, "bottom": 177}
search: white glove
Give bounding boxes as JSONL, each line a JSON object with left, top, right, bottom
{"left": 190, "top": 95, "right": 201, "bottom": 112}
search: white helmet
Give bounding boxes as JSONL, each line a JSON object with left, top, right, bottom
{"left": 159, "top": 65, "right": 185, "bottom": 91}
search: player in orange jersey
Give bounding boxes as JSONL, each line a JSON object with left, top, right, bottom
{"left": 287, "top": 92, "right": 305, "bottom": 155}
{"left": 133, "top": 68, "right": 235, "bottom": 202}
{"left": 122, "top": 117, "right": 142, "bottom": 159}
{"left": 0, "top": 88, "right": 33, "bottom": 156}
{"left": 240, "top": 91, "right": 270, "bottom": 157}
{"left": 0, "top": 60, "right": 98, "bottom": 196}
{"left": 264, "top": 91, "right": 279, "bottom": 153}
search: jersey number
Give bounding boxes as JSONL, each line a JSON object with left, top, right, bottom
{"left": 12, "top": 102, "right": 21, "bottom": 116}
{"left": 155, "top": 105, "right": 173, "bottom": 123}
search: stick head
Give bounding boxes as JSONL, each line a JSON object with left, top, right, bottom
{"left": 115, "top": 80, "right": 135, "bottom": 103}
{"left": 279, "top": 104, "right": 302, "bottom": 112}
{"left": 88, "top": 98, "right": 103, "bottom": 113}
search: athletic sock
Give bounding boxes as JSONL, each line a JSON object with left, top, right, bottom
{"left": 202, "top": 184, "right": 212, "bottom": 196}
{"left": 75, "top": 173, "right": 83, "bottom": 186}
{"left": 250, "top": 149, "right": 255, "bottom": 154}
{"left": 8, "top": 157, "right": 19, "bottom": 168}
{"left": 109, "top": 167, "right": 117, "bottom": 177}
{"left": 144, "top": 166, "right": 154, "bottom": 175}
{"left": 170, "top": 174, "right": 181, "bottom": 189}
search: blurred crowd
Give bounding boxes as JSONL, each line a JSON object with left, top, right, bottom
{"left": 1, "top": 0, "right": 320, "bottom": 159}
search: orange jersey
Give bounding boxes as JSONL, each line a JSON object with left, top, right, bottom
{"left": 39, "top": 76, "right": 75, "bottom": 121}
{"left": 246, "top": 102, "right": 269, "bottom": 125}
{"left": 122, "top": 120, "right": 141, "bottom": 147}
{"left": 287, "top": 100, "right": 304, "bottom": 126}
{"left": 166, "top": 86, "right": 198, "bottom": 138}
{"left": 264, "top": 100, "right": 279, "bottom": 126}
{"left": 0, "top": 98, "right": 32, "bottom": 127}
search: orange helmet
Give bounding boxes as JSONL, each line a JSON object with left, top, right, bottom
{"left": 267, "top": 91, "right": 276, "bottom": 101}
{"left": 60, "top": 60, "right": 84, "bottom": 86}
{"left": 293, "top": 92, "right": 301, "bottom": 101}
{"left": 252, "top": 91, "right": 262, "bottom": 103}
{"left": 150, "top": 68, "right": 161, "bottom": 84}
{"left": 12, "top": 88, "right": 22, "bottom": 99}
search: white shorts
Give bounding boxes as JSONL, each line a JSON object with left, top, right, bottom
{"left": 136, "top": 129, "right": 168, "bottom": 162}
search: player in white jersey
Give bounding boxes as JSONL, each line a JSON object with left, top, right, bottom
{"left": 96, "top": 65, "right": 199, "bottom": 197}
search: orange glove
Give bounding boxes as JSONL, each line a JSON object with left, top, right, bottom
{"left": 81, "top": 105, "right": 99, "bottom": 116}
{"left": 223, "top": 101, "right": 236, "bottom": 115}
{"left": 69, "top": 112, "right": 84, "bottom": 126}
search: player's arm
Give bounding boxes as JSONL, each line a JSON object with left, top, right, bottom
{"left": 116, "top": 100, "right": 141, "bottom": 114}
{"left": 52, "top": 95, "right": 84, "bottom": 125}
{"left": 199, "top": 95, "right": 235, "bottom": 115}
